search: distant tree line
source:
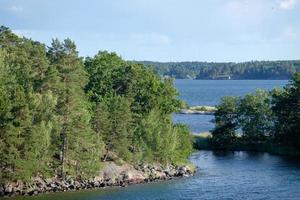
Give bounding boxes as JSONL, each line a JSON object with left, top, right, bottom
{"left": 212, "top": 72, "right": 300, "bottom": 150}
{"left": 0, "top": 27, "right": 193, "bottom": 183}
{"left": 137, "top": 61, "right": 300, "bottom": 80}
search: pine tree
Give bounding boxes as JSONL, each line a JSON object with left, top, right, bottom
{"left": 47, "top": 39, "right": 102, "bottom": 178}
{"left": 0, "top": 49, "right": 21, "bottom": 183}
{"left": 0, "top": 28, "right": 56, "bottom": 181}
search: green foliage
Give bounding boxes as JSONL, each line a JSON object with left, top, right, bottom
{"left": 212, "top": 73, "right": 300, "bottom": 150}
{"left": 84, "top": 51, "right": 126, "bottom": 102}
{"left": 0, "top": 27, "right": 193, "bottom": 183}
{"left": 95, "top": 94, "right": 133, "bottom": 162}
{"left": 272, "top": 73, "right": 300, "bottom": 148}
{"left": 212, "top": 96, "right": 240, "bottom": 148}
{"left": 47, "top": 38, "right": 102, "bottom": 178}
{"left": 239, "top": 90, "right": 274, "bottom": 141}
{"left": 0, "top": 28, "right": 55, "bottom": 182}
{"left": 134, "top": 112, "right": 192, "bottom": 164}
{"left": 212, "top": 91, "right": 274, "bottom": 147}
{"left": 85, "top": 52, "right": 181, "bottom": 115}
{"left": 85, "top": 52, "right": 187, "bottom": 164}
{"left": 173, "top": 124, "right": 193, "bottom": 162}
{"left": 193, "top": 134, "right": 212, "bottom": 150}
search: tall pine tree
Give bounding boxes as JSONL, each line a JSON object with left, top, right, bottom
{"left": 47, "top": 39, "right": 103, "bottom": 178}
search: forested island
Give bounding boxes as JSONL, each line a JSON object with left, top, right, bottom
{"left": 194, "top": 72, "right": 300, "bottom": 155}
{"left": 137, "top": 61, "right": 300, "bottom": 80}
{"left": 0, "top": 27, "right": 194, "bottom": 197}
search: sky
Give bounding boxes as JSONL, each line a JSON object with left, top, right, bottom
{"left": 0, "top": 0, "right": 299, "bottom": 62}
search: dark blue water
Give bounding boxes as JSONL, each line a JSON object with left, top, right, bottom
{"left": 173, "top": 80, "right": 288, "bottom": 133}
{"left": 175, "top": 80, "right": 287, "bottom": 106}
{"left": 15, "top": 151, "right": 300, "bottom": 200}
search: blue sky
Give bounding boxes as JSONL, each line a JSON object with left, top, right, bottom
{"left": 0, "top": 0, "right": 299, "bottom": 62}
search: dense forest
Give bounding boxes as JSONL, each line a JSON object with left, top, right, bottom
{"left": 0, "top": 27, "right": 193, "bottom": 184}
{"left": 137, "top": 61, "right": 300, "bottom": 80}
{"left": 211, "top": 72, "right": 300, "bottom": 151}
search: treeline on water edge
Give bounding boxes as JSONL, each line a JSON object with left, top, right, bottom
{"left": 0, "top": 26, "right": 193, "bottom": 184}
{"left": 195, "top": 73, "right": 300, "bottom": 155}
{"left": 137, "top": 61, "right": 300, "bottom": 80}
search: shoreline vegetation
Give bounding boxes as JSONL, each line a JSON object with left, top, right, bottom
{"left": 193, "top": 134, "right": 300, "bottom": 157}
{"left": 0, "top": 26, "right": 195, "bottom": 197}
{"left": 194, "top": 72, "right": 300, "bottom": 157}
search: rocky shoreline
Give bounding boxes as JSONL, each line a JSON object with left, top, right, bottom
{"left": 0, "top": 162, "right": 196, "bottom": 197}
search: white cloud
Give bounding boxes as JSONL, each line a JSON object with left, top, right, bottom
{"left": 278, "top": 0, "right": 297, "bottom": 10}
{"left": 8, "top": 5, "right": 24, "bottom": 12}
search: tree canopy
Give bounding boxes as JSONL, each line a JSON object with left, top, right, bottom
{"left": 0, "top": 27, "right": 193, "bottom": 184}
{"left": 212, "top": 73, "right": 300, "bottom": 150}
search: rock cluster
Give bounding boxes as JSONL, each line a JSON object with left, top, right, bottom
{"left": 0, "top": 162, "right": 195, "bottom": 197}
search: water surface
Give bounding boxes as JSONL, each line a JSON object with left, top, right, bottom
{"left": 14, "top": 151, "right": 300, "bottom": 200}
{"left": 175, "top": 79, "right": 287, "bottom": 106}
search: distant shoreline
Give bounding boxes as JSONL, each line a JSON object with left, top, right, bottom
{"left": 135, "top": 60, "right": 299, "bottom": 80}
{"left": 178, "top": 106, "right": 216, "bottom": 115}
